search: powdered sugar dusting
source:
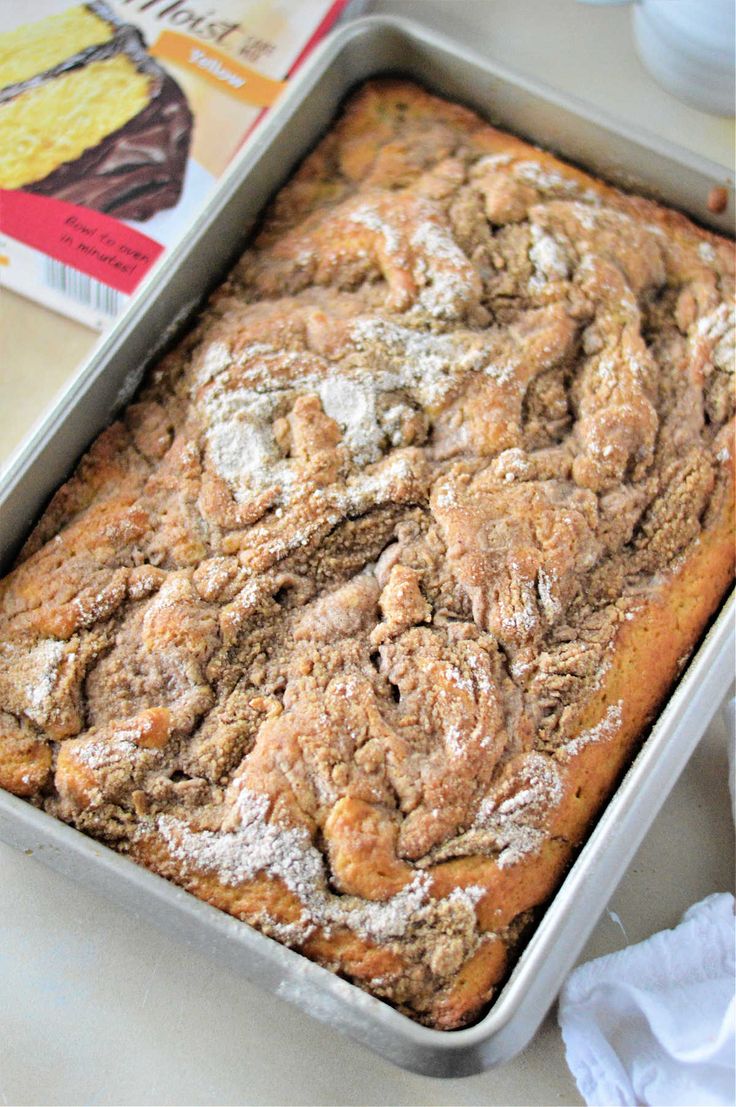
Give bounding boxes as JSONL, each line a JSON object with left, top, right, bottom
{"left": 197, "top": 339, "right": 232, "bottom": 387}
{"left": 317, "top": 375, "right": 381, "bottom": 467}
{"left": 444, "top": 722, "right": 464, "bottom": 757}
{"left": 75, "top": 713, "right": 167, "bottom": 771}
{"left": 341, "top": 876, "right": 431, "bottom": 943}
{"left": 203, "top": 381, "right": 296, "bottom": 501}
{"left": 473, "top": 152, "right": 512, "bottom": 170}
{"left": 500, "top": 560, "right": 539, "bottom": 638}
{"left": 695, "top": 302, "right": 733, "bottom": 344}
{"left": 25, "top": 639, "right": 66, "bottom": 724}
{"left": 410, "top": 219, "right": 476, "bottom": 318}
{"left": 446, "top": 883, "right": 485, "bottom": 910}
{"left": 348, "top": 204, "right": 402, "bottom": 258}
{"left": 348, "top": 316, "right": 489, "bottom": 408}
{"left": 198, "top": 317, "right": 492, "bottom": 505}
{"left": 692, "top": 304, "right": 735, "bottom": 372}
{"left": 151, "top": 786, "right": 437, "bottom": 944}
{"left": 333, "top": 453, "right": 415, "bottom": 516}
{"left": 561, "top": 700, "right": 623, "bottom": 758}
{"left": 433, "top": 479, "right": 458, "bottom": 509}
{"left": 75, "top": 731, "right": 138, "bottom": 770}
{"left": 537, "top": 566, "right": 562, "bottom": 622}
{"left": 473, "top": 753, "right": 564, "bottom": 868}
{"left": 529, "top": 223, "right": 570, "bottom": 288}
{"left": 514, "top": 160, "right": 580, "bottom": 195}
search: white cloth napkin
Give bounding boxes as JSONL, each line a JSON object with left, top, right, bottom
{"left": 558, "top": 891, "right": 735, "bottom": 1106}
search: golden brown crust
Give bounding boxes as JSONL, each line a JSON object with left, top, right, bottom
{"left": 0, "top": 79, "right": 734, "bottom": 1030}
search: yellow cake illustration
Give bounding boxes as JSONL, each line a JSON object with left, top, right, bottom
{"left": 0, "top": 2, "right": 192, "bottom": 220}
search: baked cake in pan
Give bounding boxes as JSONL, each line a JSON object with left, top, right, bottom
{"left": 0, "top": 80, "right": 733, "bottom": 1029}
{"left": 0, "top": 2, "right": 192, "bottom": 221}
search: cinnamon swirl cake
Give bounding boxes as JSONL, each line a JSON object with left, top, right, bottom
{"left": 0, "top": 80, "right": 733, "bottom": 1028}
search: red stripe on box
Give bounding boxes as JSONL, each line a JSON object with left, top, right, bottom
{"left": 0, "top": 190, "right": 163, "bottom": 295}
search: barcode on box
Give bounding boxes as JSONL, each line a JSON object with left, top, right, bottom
{"left": 43, "top": 258, "right": 122, "bottom": 316}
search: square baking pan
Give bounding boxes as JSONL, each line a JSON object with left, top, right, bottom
{"left": 0, "top": 15, "right": 733, "bottom": 1077}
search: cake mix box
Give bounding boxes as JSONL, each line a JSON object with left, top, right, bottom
{"left": 0, "top": 0, "right": 350, "bottom": 329}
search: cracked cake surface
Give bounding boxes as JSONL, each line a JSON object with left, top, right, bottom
{"left": 0, "top": 80, "right": 733, "bottom": 1029}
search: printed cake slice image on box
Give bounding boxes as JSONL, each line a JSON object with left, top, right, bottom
{"left": 0, "top": 1, "right": 192, "bottom": 221}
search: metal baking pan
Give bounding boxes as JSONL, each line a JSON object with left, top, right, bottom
{"left": 0, "top": 15, "right": 733, "bottom": 1077}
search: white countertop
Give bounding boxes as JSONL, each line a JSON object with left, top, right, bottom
{"left": 0, "top": 2, "right": 733, "bottom": 1103}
